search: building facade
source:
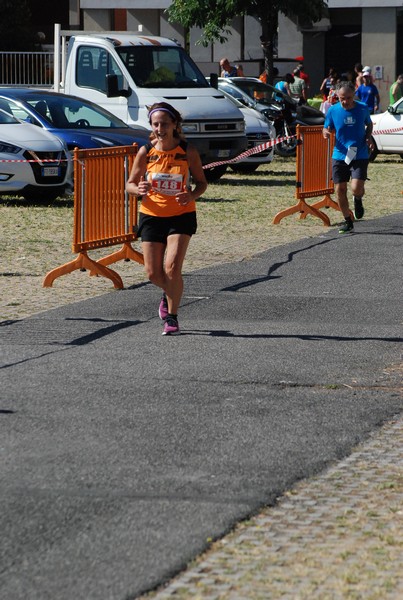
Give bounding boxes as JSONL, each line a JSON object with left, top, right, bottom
{"left": 69, "top": 1, "right": 402, "bottom": 109}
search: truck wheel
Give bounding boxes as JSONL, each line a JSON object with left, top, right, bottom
{"left": 204, "top": 165, "right": 227, "bottom": 182}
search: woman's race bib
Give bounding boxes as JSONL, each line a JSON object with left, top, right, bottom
{"left": 150, "top": 172, "right": 183, "bottom": 196}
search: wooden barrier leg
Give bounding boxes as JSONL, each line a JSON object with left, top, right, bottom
{"left": 273, "top": 199, "right": 330, "bottom": 226}
{"left": 43, "top": 251, "right": 124, "bottom": 289}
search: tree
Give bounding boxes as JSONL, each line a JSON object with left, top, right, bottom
{"left": 168, "top": 0, "right": 327, "bottom": 83}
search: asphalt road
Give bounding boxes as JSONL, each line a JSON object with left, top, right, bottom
{"left": 1, "top": 212, "right": 402, "bottom": 600}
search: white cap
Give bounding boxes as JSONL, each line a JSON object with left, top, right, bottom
{"left": 362, "top": 69, "right": 371, "bottom": 76}
{"left": 363, "top": 66, "right": 371, "bottom": 72}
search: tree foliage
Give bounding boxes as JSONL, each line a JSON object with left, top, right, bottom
{"left": 168, "top": 0, "right": 327, "bottom": 82}
{"left": 0, "top": 0, "right": 33, "bottom": 50}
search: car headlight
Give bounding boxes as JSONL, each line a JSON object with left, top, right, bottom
{"left": 182, "top": 122, "right": 200, "bottom": 133}
{"left": 0, "top": 141, "right": 22, "bottom": 154}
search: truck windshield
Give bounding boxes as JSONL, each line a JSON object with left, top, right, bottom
{"left": 116, "top": 46, "right": 209, "bottom": 88}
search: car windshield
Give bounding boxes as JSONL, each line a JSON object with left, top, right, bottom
{"left": 17, "top": 95, "right": 130, "bottom": 129}
{"left": 116, "top": 45, "right": 209, "bottom": 88}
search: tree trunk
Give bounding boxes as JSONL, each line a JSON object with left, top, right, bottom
{"left": 258, "top": 5, "right": 278, "bottom": 85}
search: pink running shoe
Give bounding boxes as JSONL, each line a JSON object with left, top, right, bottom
{"left": 158, "top": 294, "right": 168, "bottom": 320}
{"left": 162, "top": 316, "right": 180, "bottom": 336}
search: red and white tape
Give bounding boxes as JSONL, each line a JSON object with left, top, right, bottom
{"left": 372, "top": 125, "right": 403, "bottom": 135}
{"left": 202, "top": 124, "right": 403, "bottom": 169}
{"left": 0, "top": 158, "right": 65, "bottom": 163}
{"left": 203, "top": 134, "right": 293, "bottom": 170}
{"left": 0, "top": 125, "right": 400, "bottom": 167}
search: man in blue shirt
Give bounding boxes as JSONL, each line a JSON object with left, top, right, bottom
{"left": 356, "top": 69, "right": 380, "bottom": 114}
{"left": 323, "top": 81, "right": 374, "bottom": 233}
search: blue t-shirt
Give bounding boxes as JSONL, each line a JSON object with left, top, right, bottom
{"left": 223, "top": 66, "right": 238, "bottom": 77}
{"left": 356, "top": 83, "right": 379, "bottom": 112}
{"left": 275, "top": 81, "right": 287, "bottom": 93}
{"left": 324, "top": 101, "right": 371, "bottom": 161}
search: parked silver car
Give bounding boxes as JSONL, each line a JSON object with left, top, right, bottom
{"left": 0, "top": 107, "right": 71, "bottom": 202}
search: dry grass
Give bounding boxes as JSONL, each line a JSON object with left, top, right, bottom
{"left": 1, "top": 155, "right": 402, "bottom": 321}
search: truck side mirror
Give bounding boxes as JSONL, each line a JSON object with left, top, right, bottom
{"left": 387, "top": 105, "right": 396, "bottom": 114}
{"left": 209, "top": 73, "right": 218, "bottom": 89}
{"left": 106, "top": 74, "right": 131, "bottom": 98}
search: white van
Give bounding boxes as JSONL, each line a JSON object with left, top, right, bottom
{"left": 55, "top": 27, "right": 247, "bottom": 179}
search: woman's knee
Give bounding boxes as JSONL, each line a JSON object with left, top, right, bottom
{"left": 164, "top": 260, "right": 182, "bottom": 281}
{"left": 145, "top": 265, "right": 164, "bottom": 286}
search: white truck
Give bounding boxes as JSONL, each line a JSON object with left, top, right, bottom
{"left": 53, "top": 25, "right": 247, "bottom": 180}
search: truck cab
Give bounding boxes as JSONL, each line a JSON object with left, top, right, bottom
{"left": 60, "top": 32, "right": 247, "bottom": 174}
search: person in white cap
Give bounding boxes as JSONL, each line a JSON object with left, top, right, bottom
{"left": 356, "top": 69, "right": 380, "bottom": 114}
{"left": 361, "top": 66, "right": 374, "bottom": 84}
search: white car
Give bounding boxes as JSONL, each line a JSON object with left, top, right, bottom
{"left": 370, "top": 98, "right": 403, "bottom": 161}
{"left": 0, "top": 107, "right": 71, "bottom": 202}
{"left": 216, "top": 87, "right": 276, "bottom": 173}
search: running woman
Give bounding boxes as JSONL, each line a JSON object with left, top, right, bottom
{"left": 126, "top": 102, "right": 207, "bottom": 335}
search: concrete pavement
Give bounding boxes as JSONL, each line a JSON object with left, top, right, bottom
{"left": 1, "top": 212, "right": 402, "bottom": 600}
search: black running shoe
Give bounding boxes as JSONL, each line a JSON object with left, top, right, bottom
{"left": 354, "top": 196, "right": 364, "bottom": 219}
{"left": 339, "top": 219, "right": 354, "bottom": 234}
{"left": 162, "top": 315, "right": 180, "bottom": 336}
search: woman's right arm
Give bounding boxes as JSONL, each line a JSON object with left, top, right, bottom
{"left": 126, "top": 146, "right": 149, "bottom": 196}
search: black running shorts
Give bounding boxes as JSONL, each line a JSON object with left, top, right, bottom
{"left": 138, "top": 212, "right": 197, "bottom": 243}
{"left": 332, "top": 159, "right": 369, "bottom": 184}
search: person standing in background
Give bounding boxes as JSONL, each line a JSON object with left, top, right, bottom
{"left": 320, "top": 68, "right": 338, "bottom": 100}
{"left": 389, "top": 74, "right": 403, "bottom": 104}
{"left": 275, "top": 73, "right": 295, "bottom": 97}
{"left": 288, "top": 67, "right": 307, "bottom": 104}
{"left": 297, "top": 63, "right": 310, "bottom": 96}
{"left": 354, "top": 63, "right": 364, "bottom": 88}
{"left": 259, "top": 66, "right": 279, "bottom": 85}
{"left": 220, "top": 58, "right": 243, "bottom": 77}
{"left": 356, "top": 69, "right": 380, "bottom": 114}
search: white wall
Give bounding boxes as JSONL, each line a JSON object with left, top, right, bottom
{"left": 362, "top": 7, "right": 396, "bottom": 109}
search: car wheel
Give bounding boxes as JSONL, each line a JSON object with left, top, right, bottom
{"left": 204, "top": 164, "right": 228, "bottom": 182}
{"left": 230, "top": 164, "right": 259, "bottom": 174}
{"left": 369, "top": 138, "right": 378, "bottom": 162}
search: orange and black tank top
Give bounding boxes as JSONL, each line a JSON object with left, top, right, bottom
{"left": 139, "top": 140, "right": 196, "bottom": 217}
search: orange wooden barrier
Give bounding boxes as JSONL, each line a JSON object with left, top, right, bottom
{"left": 43, "top": 145, "right": 144, "bottom": 289}
{"left": 273, "top": 125, "right": 351, "bottom": 225}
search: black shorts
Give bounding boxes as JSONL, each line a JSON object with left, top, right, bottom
{"left": 332, "top": 159, "right": 368, "bottom": 184}
{"left": 138, "top": 212, "right": 197, "bottom": 243}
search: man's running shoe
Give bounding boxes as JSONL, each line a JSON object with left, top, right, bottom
{"left": 354, "top": 196, "right": 364, "bottom": 219}
{"left": 158, "top": 293, "right": 168, "bottom": 320}
{"left": 339, "top": 218, "right": 354, "bottom": 234}
{"left": 162, "top": 315, "right": 180, "bottom": 336}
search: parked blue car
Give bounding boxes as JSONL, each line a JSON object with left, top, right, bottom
{"left": 0, "top": 88, "right": 150, "bottom": 151}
